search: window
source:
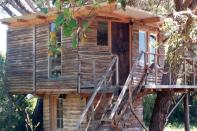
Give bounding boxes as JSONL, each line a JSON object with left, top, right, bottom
{"left": 139, "top": 31, "right": 147, "bottom": 65}
{"left": 149, "top": 34, "right": 156, "bottom": 64}
{"left": 49, "top": 23, "right": 62, "bottom": 78}
{"left": 97, "top": 21, "right": 108, "bottom": 46}
{"left": 57, "top": 97, "right": 63, "bottom": 129}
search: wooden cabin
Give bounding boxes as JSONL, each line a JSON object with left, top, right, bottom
{"left": 2, "top": 2, "right": 196, "bottom": 131}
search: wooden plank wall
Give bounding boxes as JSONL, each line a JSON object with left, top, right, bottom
{"left": 6, "top": 27, "right": 33, "bottom": 93}
{"left": 78, "top": 19, "right": 112, "bottom": 88}
{"left": 43, "top": 94, "right": 87, "bottom": 131}
{"left": 63, "top": 94, "right": 86, "bottom": 131}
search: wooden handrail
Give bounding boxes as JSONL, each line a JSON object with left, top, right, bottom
{"left": 76, "top": 56, "right": 118, "bottom": 129}
{"left": 109, "top": 51, "right": 144, "bottom": 120}
{"left": 144, "top": 52, "right": 197, "bottom": 86}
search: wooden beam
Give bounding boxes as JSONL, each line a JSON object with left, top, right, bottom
{"left": 1, "top": 5, "right": 16, "bottom": 16}
{"left": 96, "top": 11, "right": 130, "bottom": 22}
{"left": 137, "top": 17, "right": 161, "bottom": 24}
{"left": 36, "top": 15, "right": 47, "bottom": 19}
{"left": 1, "top": 21, "right": 11, "bottom": 25}
{"left": 17, "top": 18, "right": 28, "bottom": 22}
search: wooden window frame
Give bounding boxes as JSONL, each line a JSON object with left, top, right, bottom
{"left": 56, "top": 97, "right": 64, "bottom": 130}
{"left": 97, "top": 20, "right": 109, "bottom": 46}
{"left": 138, "top": 30, "right": 159, "bottom": 65}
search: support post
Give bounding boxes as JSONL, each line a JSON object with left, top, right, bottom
{"left": 91, "top": 104, "right": 95, "bottom": 131}
{"left": 184, "top": 93, "right": 190, "bottom": 131}
{"left": 78, "top": 61, "right": 81, "bottom": 93}
{"left": 116, "top": 56, "right": 119, "bottom": 86}
{"left": 33, "top": 26, "right": 36, "bottom": 93}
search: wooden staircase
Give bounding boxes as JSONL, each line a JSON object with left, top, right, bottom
{"left": 77, "top": 52, "right": 149, "bottom": 130}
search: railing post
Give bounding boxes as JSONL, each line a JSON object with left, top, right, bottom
{"left": 193, "top": 59, "right": 195, "bottom": 85}
{"left": 116, "top": 56, "right": 119, "bottom": 87}
{"left": 93, "top": 59, "right": 96, "bottom": 86}
{"left": 154, "top": 53, "right": 157, "bottom": 85}
{"left": 144, "top": 52, "right": 146, "bottom": 67}
{"left": 169, "top": 65, "right": 172, "bottom": 85}
{"left": 184, "top": 59, "right": 187, "bottom": 85}
{"left": 78, "top": 60, "right": 81, "bottom": 93}
{"left": 91, "top": 104, "right": 95, "bottom": 130}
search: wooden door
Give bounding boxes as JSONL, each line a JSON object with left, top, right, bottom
{"left": 112, "top": 22, "right": 130, "bottom": 85}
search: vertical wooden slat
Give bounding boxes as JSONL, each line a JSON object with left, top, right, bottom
{"left": 154, "top": 53, "right": 157, "bottom": 85}
{"left": 116, "top": 57, "right": 119, "bottom": 86}
{"left": 193, "top": 59, "right": 195, "bottom": 85}
{"left": 33, "top": 26, "right": 36, "bottom": 93}
{"left": 91, "top": 104, "right": 95, "bottom": 130}
{"left": 169, "top": 65, "right": 172, "bottom": 85}
{"left": 93, "top": 59, "right": 96, "bottom": 86}
{"left": 78, "top": 60, "right": 81, "bottom": 93}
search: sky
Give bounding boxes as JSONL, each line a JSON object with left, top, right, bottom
{"left": 0, "top": 23, "right": 7, "bottom": 55}
{"left": 0, "top": 11, "right": 8, "bottom": 55}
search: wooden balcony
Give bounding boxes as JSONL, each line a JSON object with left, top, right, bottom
{"left": 142, "top": 52, "right": 197, "bottom": 92}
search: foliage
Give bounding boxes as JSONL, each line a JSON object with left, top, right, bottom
{"left": 143, "top": 93, "right": 197, "bottom": 127}
{"left": 162, "top": 10, "right": 197, "bottom": 64}
{"left": 143, "top": 94, "right": 157, "bottom": 126}
{"left": 25, "top": 109, "right": 40, "bottom": 131}
{"left": 0, "top": 54, "right": 36, "bottom": 131}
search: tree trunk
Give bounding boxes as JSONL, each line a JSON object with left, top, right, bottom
{"left": 149, "top": 67, "right": 174, "bottom": 131}
{"left": 149, "top": 91, "right": 173, "bottom": 131}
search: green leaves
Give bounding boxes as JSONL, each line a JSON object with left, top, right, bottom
{"left": 117, "top": 0, "right": 126, "bottom": 10}
{"left": 54, "top": 7, "right": 78, "bottom": 48}
{"left": 63, "top": 18, "right": 77, "bottom": 37}
{"left": 55, "top": 13, "right": 64, "bottom": 27}
{"left": 72, "top": 33, "right": 78, "bottom": 48}
{"left": 40, "top": 8, "right": 48, "bottom": 13}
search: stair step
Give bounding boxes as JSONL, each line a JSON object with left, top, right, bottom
{"left": 101, "top": 118, "right": 113, "bottom": 122}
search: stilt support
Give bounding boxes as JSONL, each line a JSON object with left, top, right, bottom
{"left": 184, "top": 93, "right": 190, "bottom": 131}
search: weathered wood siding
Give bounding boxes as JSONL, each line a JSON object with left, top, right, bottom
{"left": 43, "top": 94, "right": 87, "bottom": 131}
{"left": 6, "top": 27, "right": 33, "bottom": 93}
{"left": 78, "top": 19, "right": 112, "bottom": 88}
{"left": 63, "top": 94, "right": 86, "bottom": 131}
{"left": 35, "top": 24, "right": 78, "bottom": 92}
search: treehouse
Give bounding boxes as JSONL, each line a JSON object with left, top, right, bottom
{"left": 1, "top": 2, "right": 196, "bottom": 131}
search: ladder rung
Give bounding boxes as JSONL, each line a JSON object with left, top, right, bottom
{"left": 101, "top": 119, "right": 112, "bottom": 122}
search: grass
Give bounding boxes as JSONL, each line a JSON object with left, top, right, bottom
{"left": 164, "top": 125, "right": 197, "bottom": 131}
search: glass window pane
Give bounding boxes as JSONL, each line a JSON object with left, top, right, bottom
{"left": 149, "top": 34, "right": 156, "bottom": 64}
{"left": 57, "top": 98, "right": 63, "bottom": 129}
{"left": 97, "top": 21, "right": 108, "bottom": 46}
{"left": 49, "top": 23, "right": 62, "bottom": 79}
{"left": 139, "top": 31, "right": 147, "bottom": 65}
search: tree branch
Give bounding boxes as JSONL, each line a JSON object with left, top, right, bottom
{"left": 24, "top": 0, "right": 37, "bottom": 12}
{"left": 1, "top": 5, "right": 16, "bottom": 16}
{"left": 182, "top": 0, "right": 192, "bottom": 10}
{"left": 7, "top": 0, "right": 26, "bottom": 14}
{"left": 14, "top": 0, "right": 30, "bottom": 13}
{"left": 174, "top": 0, "right": 183, "bottom": 11}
